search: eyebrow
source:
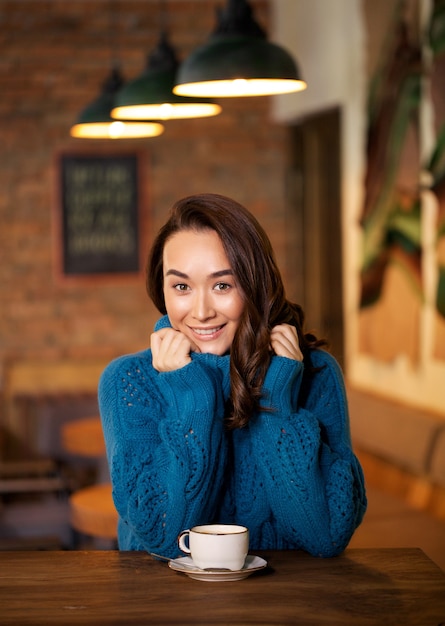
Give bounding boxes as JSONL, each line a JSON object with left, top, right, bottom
{"left": 165, "top": 269, "right": 234, "bottom": 279}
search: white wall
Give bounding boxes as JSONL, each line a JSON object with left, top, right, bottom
{"left": 271, "top": 0, "right": 366, "bottom": 121}
{"left": 271, "top": 0, "right": 367, "bottom": 373}
{"left": 271, "top": 0, "right": 445, "bottom": 417}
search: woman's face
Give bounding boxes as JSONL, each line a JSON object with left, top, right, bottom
{"left": 162, "top": 228, "right": 245, "bottom": 355}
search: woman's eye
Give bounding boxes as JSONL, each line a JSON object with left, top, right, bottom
{"left": 214, "top": 282, "right": 231, "bottom": 292}
{"left": 174, "top": 283, "right": 189, "bottom": 292}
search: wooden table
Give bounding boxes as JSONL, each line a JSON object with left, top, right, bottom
{"left": 0, "top": 549, "right": 443, "bottom": 625}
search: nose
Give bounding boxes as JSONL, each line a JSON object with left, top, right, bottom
{"left": 192, "top": 289, "right": 215, "bottom": 321}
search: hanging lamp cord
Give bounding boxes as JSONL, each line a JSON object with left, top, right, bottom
{"left": 213, "top": 0, "right": 266, "bottom": 38}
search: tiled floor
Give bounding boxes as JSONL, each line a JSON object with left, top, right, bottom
{"left": 348, "top": 485, "right": 445, "bottom": 571}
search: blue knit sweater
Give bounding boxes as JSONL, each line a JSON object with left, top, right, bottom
{"left": 99, "top": 316, "right": 366, "bottom": 558}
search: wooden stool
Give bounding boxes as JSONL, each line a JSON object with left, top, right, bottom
{"left": 63, "top": 417, "right": 117, "bottom": 547}
{"left": 61, "top": 416, "right": 109, "bottom": 482}
{"left": 70, "top": 483, "right": 118, "bottom": 544}
{"left": 61, "top": 416, "right": 105, "bottom": 457}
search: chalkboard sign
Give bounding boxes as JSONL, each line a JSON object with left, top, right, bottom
{"left": 59, "top": 153, "right": 141, "bottom": 276}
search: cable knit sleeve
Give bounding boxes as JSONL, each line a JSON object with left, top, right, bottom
{"left": 98, "top": 350, "right": 228, "bottom": 557}
{"left": 248, "top": 350, "right": 367, "bottom": 557}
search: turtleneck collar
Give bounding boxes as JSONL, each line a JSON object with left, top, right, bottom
{"left": 154, "top": 315, "right": 231, "bottom": 398}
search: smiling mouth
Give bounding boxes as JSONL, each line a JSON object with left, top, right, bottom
{"left": 192, "top": 325, "right": 224, "bottom": 336}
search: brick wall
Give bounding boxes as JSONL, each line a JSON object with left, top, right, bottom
{"left": 0, "top": 1, "right": 290, "bottom": 378}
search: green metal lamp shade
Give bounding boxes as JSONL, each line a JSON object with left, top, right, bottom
{"left": 111, "top": 33, "right": 221, "bottom": 121}
{"left": 111, "top": 66, "right": 221, "bottom": 120}
{"left": 173, "top": 34, "right": 306, "bottom": 97}
{"left": 70, "top": 69, "right": 164, "bottom": 139}
{"left": 173, "top": 0, "right": 306, "bottom": 98}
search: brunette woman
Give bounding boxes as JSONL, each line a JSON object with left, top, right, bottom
{"left": 99, "top": 193, "right": 367, "bottom": 558}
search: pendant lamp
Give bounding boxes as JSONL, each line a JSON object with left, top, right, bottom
{"left": 70, "top": 67, "right": 165, "bottom": 139}
{"left": 111, "top": 32, "right": 221, "bottom": 121}
{"left": 173, "top": 0, "right": 306, "bottom": 98}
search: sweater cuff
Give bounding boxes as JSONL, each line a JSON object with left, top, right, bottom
{"left": 158, "top": 359, "right": 223, "bottom": 420}
{"left": 262, "top": 356, "right": 304, "bottom": 414}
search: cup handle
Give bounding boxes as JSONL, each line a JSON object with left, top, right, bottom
{"left": 178, "top": 529, "right": 191, "bottom": 554}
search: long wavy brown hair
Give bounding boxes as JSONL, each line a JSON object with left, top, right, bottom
{"left": 147, "top": 193, "right": 326, "bottom": 429}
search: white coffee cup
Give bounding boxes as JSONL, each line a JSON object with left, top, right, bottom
{"left": 177, "top": 524, "right": 249, "bottom": 571}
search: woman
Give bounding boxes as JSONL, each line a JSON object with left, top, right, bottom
{"left": 99, "top": 193, "right": 367, "bottom": 559}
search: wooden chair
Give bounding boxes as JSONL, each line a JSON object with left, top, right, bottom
{"left": 1, "top": 359, "right": 111, "bottom": 549}
{"left": 0, "top": 403, "right": 71, "bottom": 550}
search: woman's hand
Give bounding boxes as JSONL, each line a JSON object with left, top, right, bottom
{"left": 270, "top": 324, "right": 303, "bottom": 361}
{"left": 151, "top": 327, "right": 200, "bottom": 372}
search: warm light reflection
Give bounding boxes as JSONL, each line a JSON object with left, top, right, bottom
{"left": 70, "top": 120, "right": 165, "bottom": 139}
{"left": 173, "top": 78, "right": 307, "bottom": 98}
{"left": 111, "top": 102, "right": 222, "bottom": 121}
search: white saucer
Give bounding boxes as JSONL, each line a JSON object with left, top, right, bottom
{"left": 168, "top": 554, "right": 267, "bottom": 582}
